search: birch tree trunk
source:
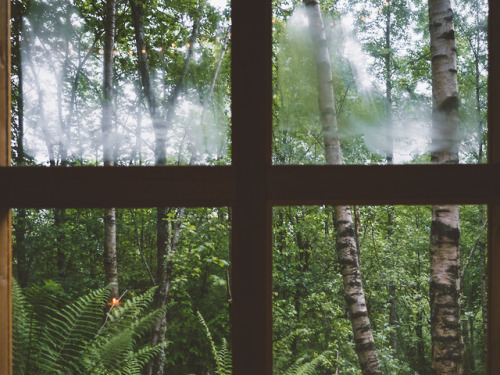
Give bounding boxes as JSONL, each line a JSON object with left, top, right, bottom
{"left": 428, "top": 1, "right": 463, "bottom": 373}
{"left": 102, "top": 0, "right": 119, "bottom": 300}
{"left": 303, "top": 1, "right": 382, "bottom": 373}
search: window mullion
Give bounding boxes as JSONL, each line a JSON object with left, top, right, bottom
{"left": 488, "top": 1, "right": 500, "bottom": 372}
{"left": 231, "top": 0, "right": 273, "bottom": 374}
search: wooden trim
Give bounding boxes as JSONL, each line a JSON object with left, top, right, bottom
{"left": 488, "top": 206, "right": 499, "bottom": 374}
{"left": 0, "top": 166, "right": 236, "bottom": 208}
{"left": 0, "top": 210, "right": 11, "bottom": 375}
{"left": 0, "top": 0, "right": 498, "bottom": 374}
{"left": 0, "top": 0, "right": 9, "bottom": 166}
{"left": 231, "top": 0, "right": 273, "bottom": 373}
{"left": 1, "top": 163, "right": 498, "bottom": 208}
{"left": 268, "top": 164, "right": 500, "bottom": 206}
{"left": 488, "top": 0, "right": 499, "bottom": 372}
{"left": 0, "top": 0, "right": 11, "bottom": 374}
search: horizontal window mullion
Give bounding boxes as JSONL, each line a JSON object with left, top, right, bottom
{"left": 2, "top": 164, "right": 499, "bottom": 207}
{"left": 0, "top": 166, "right": 237, "bottom": 208}
{"left": 268, "top": 164, "right": 500, "bottom": 205}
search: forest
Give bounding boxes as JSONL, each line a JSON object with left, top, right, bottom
{"left": 9, "top": 0, "right": 488, "bottom": 374}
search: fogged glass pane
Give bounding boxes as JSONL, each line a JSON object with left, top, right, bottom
{"left": 272, "top": 1, "right": 487, "bottom": 165}
{"left": 11, "top": 0, "right": 231, "bottom": 166}
{"left": 12, "top": 207, "right": 232, "bottom": 374}
{"left": 273, "top": 205, "right": 487, "bottom": 374}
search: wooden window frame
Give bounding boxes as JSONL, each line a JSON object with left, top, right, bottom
{"left": 0, "top": 1, "right": 499, "bottom": 373}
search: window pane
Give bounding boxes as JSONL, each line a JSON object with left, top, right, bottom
{"left": 272, "top": 0, "right": 487, "bottom": 165}
{"left": 11, "top": 0, "right": 231, "bottom": 166}
{"left": 12, "top": 207, "right": 232, "bottom": 374}
{"left": 273, "top": 205, "right": 487, "bottom": 373}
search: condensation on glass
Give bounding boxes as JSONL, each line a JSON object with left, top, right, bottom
{"left": 272, "top": 0, "right": 488, "bottom": 165}
{"left": 12, "top": 207, "right": 232, "bottom": 373}
{"left": 11, "top": 0, "right": 231, "bottom": 166}
{"left": 272, "top": 205, "right": 487, "bottom": 373}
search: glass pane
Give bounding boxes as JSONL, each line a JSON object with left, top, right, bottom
{"left": 12, "top": 207, "right": 232, "bottom": 374}
{"left": 11, "top": 0, "right": 231, "bottom": 166}
{"left": 272, "top": 0, "right": 488, "bottom": 165}
{"left": 273, "top": 205, "right": 487, "bottom": 374}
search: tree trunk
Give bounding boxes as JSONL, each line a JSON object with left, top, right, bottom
{"left": 130, "top": 0, "right": 166, "bottom": 165}
{"left": 11, "top": 2, "right": 29, "bottom": 287}
{"left": 304, "top": 1, "right": 382, "bottom": 373}
{"left": 479, "top": 215, "right": 487, "bottom": 362}
{"left": 130, "top": 2, "right": 200, "bottom": 372}
{"left": 129, "top": 3, "right": 170, "bottom": 373}
{"left": 102, "top": 0, "right": 119, "bottom": 300}
{"left": 428, "top": 1, "right": 463, "bottom": 374}
{"left": 191, "top": 29, "right": 230, "bottom": 163}
{"left": 384, "top": 3, "right": 393, "bottom": 165}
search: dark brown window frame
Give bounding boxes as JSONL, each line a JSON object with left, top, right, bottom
{"left": 0, "top": 1, "right": 499, "bottom": 374}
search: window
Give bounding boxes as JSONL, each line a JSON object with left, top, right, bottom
{"left": 1, "top": 1, "right": 499, "bottom": 374}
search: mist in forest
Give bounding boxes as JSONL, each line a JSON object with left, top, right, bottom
{"left": 276, "top": 5, "right": 454, "bottom": 164}
{"left": 20, "top": 3, "right": 229, "bottom": 166}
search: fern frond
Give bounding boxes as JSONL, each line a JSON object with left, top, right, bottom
{"left": 197, "top": 311, "right": 219, "bottom": 367}
{"left": 293, "top": 351, "right": 331, "bottom": 375}
{"left": 219, "top": 338, "right": 233, "bottom": 375}
{"left": 107, "top": 287, "right": 157, "bottom": 326}
{"left": 12, "top": 279, "right": 30, "bottom": 375}
{"left": 275, "top": 329, "right": 331, "bottom": 375}
{"left": 81, "top": 293, "right": 165, "bottom": 375}
{"left": 90, "top": 307, "right": 166, "bottom": 370}
{"left": 197, "top": 311, "right": 232, "bottom": 375}
{"left": 37, "top": 286, "right": 110, "bottom": 374}
{"left": 274, "top": 329, "right": 307, "bottom": 373}
{"left": 14, "top": 281, "right": 68, "bottom": 374}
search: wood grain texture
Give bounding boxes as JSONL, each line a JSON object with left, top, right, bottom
{"left": 0, "top": 209, "right": 11, "bottom": 375}
{"left": 0, "top": 0, "right": 11, "bottom": 374}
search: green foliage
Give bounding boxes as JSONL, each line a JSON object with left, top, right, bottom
{"left": 13, "top": 284, "right": 165, "bottom": 375}
{"left": 197, "top": 311, "right": 232, "bottom": 375}
{"left": 274, "top": 329, "right": 332, "bottom": 374}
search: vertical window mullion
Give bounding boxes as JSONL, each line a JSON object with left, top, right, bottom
{"left": 488, "top": 1, "right": 500, "bottom": 372}
{"left": 231, "top": 0, "right": 273, "bottom": 374}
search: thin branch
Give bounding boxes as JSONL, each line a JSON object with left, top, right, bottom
{"left": 131, "top": 210, "right": 156, "bottom": 285}
{"left": 461, "top": 218, "right": 488, "bottom": 280}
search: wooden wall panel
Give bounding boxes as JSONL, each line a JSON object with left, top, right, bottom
{"left": 0, "top": 0, "right": 11, "bottom": 374}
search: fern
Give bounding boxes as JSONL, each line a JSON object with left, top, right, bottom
{"left": 284, "top": 352, "right": 331, "bottom": 375}
{"left": 274, "top": 329, "right": 331, "bottom": 375}
{"left": 197, "top": 311, "right": 232, "bottom": 375}
{"left": 13, "top": 280, "right": 71, "bottom": 374}
{"left": 37, "top": 286, "right": 110, "bottom": 374}
{"left": 84, "top": 305, "right": 167, "bottom": 374}
{"left": 13, "top": 284, "right": 166, "bottom": 375}
{"left": 12, "top": 279, "right": 30, "bottom": 375}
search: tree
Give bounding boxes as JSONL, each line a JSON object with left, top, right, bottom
{"left": 428, "top": 0, "right": 463, "bottom": 373}
{"left": 102, "top": 0, "right": 119, "bottom": 301}
{"left": 303, "top": 1, "right": 382, "bottom": 373}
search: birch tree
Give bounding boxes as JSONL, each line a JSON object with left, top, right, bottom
{"left": 102, "top": 0, "right": 119, "bottom": 300}
{"left": 303, "top": 1, "right": 382, "bottom": 373}
{"left": 428, "top": 0, "right": 463, "bottom": 373}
